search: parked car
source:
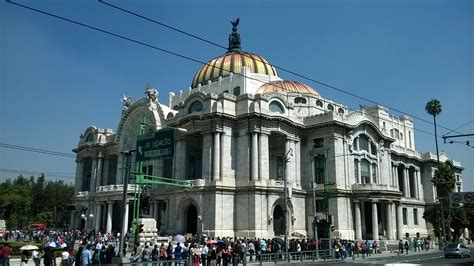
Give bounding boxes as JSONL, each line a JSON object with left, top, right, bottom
{"left": 444, "top": 243, "right": 471, "bottom": 258}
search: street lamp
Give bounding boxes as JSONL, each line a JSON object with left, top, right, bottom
{"left": 282, "top": 147, "right": 293, "bottom": 262}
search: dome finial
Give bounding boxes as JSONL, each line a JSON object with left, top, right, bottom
{"left": 228, "top": 18, "right": 241, "bottom": 52}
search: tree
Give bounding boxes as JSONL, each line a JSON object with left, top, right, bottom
{"left": 425, "top": 98, "right": 445, "bottom": 246}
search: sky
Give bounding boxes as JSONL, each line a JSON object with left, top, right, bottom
{"left": 1, "top": 0, "right": 473, "bottom": 190}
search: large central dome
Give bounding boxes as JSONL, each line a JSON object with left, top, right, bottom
{"left": 191, "top": 19, "right": 278, "bottom": 88}
{"left": 191, "top": 51, "right": 278, "bottom": 88}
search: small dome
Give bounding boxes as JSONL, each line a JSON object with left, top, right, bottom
{"left": 191, "top": 51, "right": 278, "bottom": 88}
{"left": 256, "top": 80, "right": 320, "bottom": 96}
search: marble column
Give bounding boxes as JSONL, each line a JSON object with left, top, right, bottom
{"left": 403, "top": 167, "right": 409, "bottom": 197}
{"left": 74, "top": 159, "right": 84, "bottom": 192}
{"left": 416, "top": 170, "right": 423, "bottom": 200}
{"left": 95, "top": 203, "right": 102, "bottom": 232}
{"left": 396, "top": 203, "right": 403, "bottom": 240}
{"left": 394, "top": 165, "right": 399, "bottom": 189}
{"left": 153, "top": 202, "right": 159, "bottom": 221}
{"left": 121, "top": 200, "right": 129, "bottom": 237}
{"left": 106, "top": 201, "right": 113, "bottom": 234}
{"left": 202, "top": 133, "right": 213, "bottom": 181}
{"left": 372, "top": 201, "right": 379, "bottom": 240}
{"left": 251, "top": 132, "right": 258, "bottom": 181}
{"left": 386, "top": 202, "right": 393, "bottom": 240}
{"left": 259, "top": 133, "right": 269, "bottom": 181}
{"left": 116, "top": 153, "right": 125, "bottom": 184}
{"left": 354, "top": 201, "right": 362, "bottom": 240}
{"left": 96, "top": 154, "right": 103, "bottom": 188}
{"left": 90, "top": 158, "right": 98, "bottom": 192}
{"left": 213, "top": 132, "right": 221, "bottom": 181}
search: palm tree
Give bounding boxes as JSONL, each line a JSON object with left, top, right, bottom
{"left": 425, "top": 99, "right": 445, "bottom": 247}
{"left": 425, "top": 99, "right": 442, "bottom": 162}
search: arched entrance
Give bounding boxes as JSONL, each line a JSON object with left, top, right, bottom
{"left": 185, "top": 205, "right": 198, "bottom": 235}
{"left": 273, "top": 205, "right": 285, "bottom": 236}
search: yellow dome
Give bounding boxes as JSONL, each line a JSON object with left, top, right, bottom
{"left": 191, "top": 51, "right": 278, "bottom": 88}
{"left": 257, "top": 80, "right": 320, "bottom": 95}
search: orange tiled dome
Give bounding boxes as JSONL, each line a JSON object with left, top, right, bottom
{"left": 257, "top": 80, "right": 319, "bottom": 95}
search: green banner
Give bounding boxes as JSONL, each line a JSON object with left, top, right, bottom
{"left": 136, "top": 129, "right": 174, "bottom": 161}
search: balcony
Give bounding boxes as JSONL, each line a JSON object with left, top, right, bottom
{"left": 95, "top": 184, "right": 136, "bottom": 193}
{"left": 352, "top": 183, "right": 399, "bottom": 192}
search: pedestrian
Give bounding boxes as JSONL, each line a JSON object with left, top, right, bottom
{"left": 20, "top": 250, "right": 29, "bottom": 266}
{"left": 404, "top": 241, "right": 409, "bottom": 254}
{"left": 247, "top": 241, "right": 255, "bottom": 262}
{"left": 43, "top": 247, "right": 54, "bottom": 266}
{"left": 0, "top": 243, "right": 12, "bottom": 266}
{"left": 398, "top": 240, "right": 403, "bottom": 254}
{"left": 32, "top": 249, "right": 42, "bottom": 266}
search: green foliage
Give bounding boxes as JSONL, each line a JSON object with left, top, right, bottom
{"left": 425, "top": 99, "right": 442, "bottom": 117}
{"left": 0, "top": 174, "right": 74, "bottom": 229}
{"left": 432, "top": 161, "right": 456, "bottom": 198}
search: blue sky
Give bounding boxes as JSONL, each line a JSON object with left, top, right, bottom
{"left": 1, "top": 0, "right": 473, "bottom": 190}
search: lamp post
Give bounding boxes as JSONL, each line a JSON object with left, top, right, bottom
{"left": 282, "top": 147, "right": 293, "bottom": 262}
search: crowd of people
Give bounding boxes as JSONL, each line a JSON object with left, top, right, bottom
{"left": 0, "top": 227, "right": 436, "bottom": 265}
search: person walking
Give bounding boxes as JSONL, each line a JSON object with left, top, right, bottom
{"left": 398, "top": 240, "right": 404, "bottom": 254}
{"left": 0, "top": 243, "right": 12, "bottom": 266}
{"left": 404, "top": 241, "right": 409, "bottom": 254}
{"left": 32, "top": 249, "right": 42, "bottom": 266}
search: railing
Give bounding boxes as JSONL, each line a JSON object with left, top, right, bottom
{"left": 352, "top": 183, "right": 399, "bottom": 192}
{"left": 117, "top": 249, "right": 335, "bottom": 266}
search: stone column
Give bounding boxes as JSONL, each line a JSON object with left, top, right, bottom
{"left": 154, "top": 202, "right": 159, "bottom": 221}
{"left": 259, "top": 133, "right": 269, "bottom": 181}
{"left": 116, "top": 153, "right": 125, "bottom": 184}
{"left": 106, "top": 201, "right": 113, "bottom": 234}
{"left": 96, "top": 154, "right": 103, "bottom": 188}
{"left": 95, "top": 203, "right": 102, "bottom": 232}
{"left": 402, "top": 167, "right": 408, "bottom": 197}
{"left": 202, "top": 133, "right": 213, "bottom": 181}
{"left": 122, "top": 200, "right": 129, "bottom": 236}
{"left": 386, "top": 202, "right": 393, "bottom": 240}
{"left": 396, "top": 203, "right": 403, "bottom": 240}
{"left": 416, "top": 170, "right": 423, "bottom": 200}
{"left": 213, "top": 132, "right": 221, "bottom": 181}
{"left": 251, "top": 132, "right": 259, "bottom": 181}
{"left": 372, "top": 201, "right": 379, "bottom": 240}
{"left": 295, "top": 141, "right": 301, "bottom": 186}
{"left": 354, "top": 201, "right": 362, "bottom": 240}
{"left": 394, "top": 165, "right": 399, "bottom": 189}
{"left": 90, "top": 158, "right": 98, "bottom": 192}
{"left": 74, "top": 159, "right": 84, "bottom": 192}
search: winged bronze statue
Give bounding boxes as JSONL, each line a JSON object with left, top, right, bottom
{"left": 231, "top": 18, "right": 240, "bottom": 31}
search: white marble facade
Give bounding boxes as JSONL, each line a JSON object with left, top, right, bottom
{"left": 71, "top": 30, "right": 463, "bottom": 241}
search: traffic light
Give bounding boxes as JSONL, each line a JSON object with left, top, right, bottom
{"left": 138, "top": 223, "right": 144, "bottom": 233}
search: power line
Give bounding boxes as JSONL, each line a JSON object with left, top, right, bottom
{"left": 98, "top": 0, "right": 467, "bottom": 137}
{"left": 0, "top": 168, "right": 75, "bottom": 179}
{"left": 0, "top": 143, "right": 76, "bottom": 158}
{"left": 4, "top": 1, "right": 454, "bottom": 143}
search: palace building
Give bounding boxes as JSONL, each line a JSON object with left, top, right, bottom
{"left": 71, "top": 22, "right": 463, "bottom": 241}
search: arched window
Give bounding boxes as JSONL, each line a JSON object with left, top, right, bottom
{"left": 316, "top": 100, "right": 323, "bottom": 107}
{"left": 359, "top": 135, "right": 369, "bottom": 152}
{"left": 327, "top": 104, "right": 334, "bottom": 112}
{"left": 269, "top": 101, "right": 285, "bottom": 114}
{"left": 352, "top": 138, "right": 358, "bottom": 151}
{"left": 85, "top": 134, "right": 93, "bottom": 142}
{"left": 188, "top": 101, "right": 203, "bottom": 113}
{"left": 338, "top": 108, "right": 344, "bottom": 114}
{"left": 294, "top": 97, "right": 307, "bottom": 104}
{"left": 233, "top": 86, "right": 241, "bottom": 96}
{"left": 370, "top": 142, "right": 377, "bottom": 156}
{"left": 166, "top": 113, "right": 174, "bottom": 120}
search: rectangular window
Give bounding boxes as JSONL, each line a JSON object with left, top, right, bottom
{"left": 361, "top": 160, "right": 370, "bottom": 184}
{"left": 313, "top": 138, "right": 324, "bottom": 148}
{"left": 372, "top": 164, "right": 377, "bottom": 183}
{"left": 314, "top": 156, "right": 325, "bottom": 184}
{"left": 142, "top": 165, "right": 153, "bottom": 175}
{"left": 403, "top": 208, "right": 408, "bottom": 225}
{"left": 315, "top": 199, "right": 327, "bottom": 212}
{"left": 413, "top": 209, "right": 418, "bottom": 225}
{"left": 163, "top": 158, "right": 173, "bottom": 179}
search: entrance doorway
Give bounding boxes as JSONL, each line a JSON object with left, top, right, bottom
{"left": 273, "top": 205, "right": 285, "bottom": 236}
{"left": 185, "top": 205, "right": 198, "bottom": 234}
